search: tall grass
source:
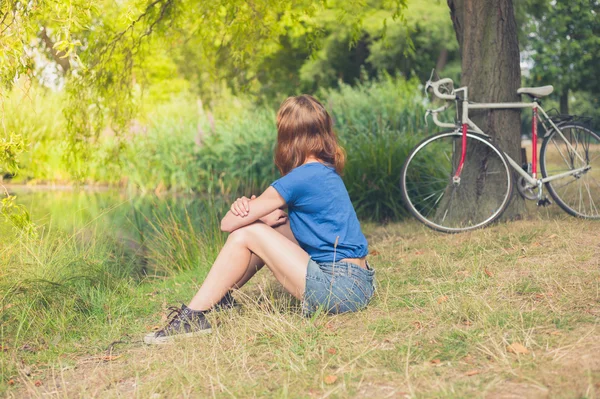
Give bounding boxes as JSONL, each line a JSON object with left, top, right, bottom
{"left": 0, "top": 192, "right": 227, "bottom": 384}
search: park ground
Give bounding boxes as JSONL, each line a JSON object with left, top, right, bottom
{"left": 4, "top": 212, "right": 600, "bottom": 398}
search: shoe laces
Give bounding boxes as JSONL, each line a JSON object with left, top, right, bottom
{"left": 164, "top": 306, "right": 187, "bottom": 329}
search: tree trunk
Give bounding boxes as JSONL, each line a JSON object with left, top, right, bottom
{"left": 436, "top": 48, "right": 449, "bottom": 72}
{"left": 447, "top": 0, "right": 525, "bottom": 220}
{"left": 560, "top": 90, "right": 569, "bottom": 115}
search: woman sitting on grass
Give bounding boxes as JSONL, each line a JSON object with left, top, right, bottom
{"left": 144, "top": 95, "right": 375, "bottom": 344}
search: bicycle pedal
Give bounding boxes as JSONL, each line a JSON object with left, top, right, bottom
{"left": 537, "top": 198, "right": 552, "bottom": 207}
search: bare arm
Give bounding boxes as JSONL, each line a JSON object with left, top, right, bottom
{"left": 220, "top": 186, "right": 287, "bottom": 233}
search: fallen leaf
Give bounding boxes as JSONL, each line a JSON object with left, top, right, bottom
{"left": 462, "top": 320, "right": 473, "bottom": 326}
{"left": 548, "top": 234, "right": 558, "bottom": 239}
{"left": 415, "top": 250, "right": 424, "bottom": 255}
{"left": 437, "top": 295, "right": 448, "bottom": 304}
{"left": 0, "top": 303, "right": 14, "bottom": 312}
{"left": 8, "top": 379, "right": 15, "bottom": 386}
{"left": 430, "top": 358, "right": 441, "bottom": 364}
{"left": 412, "top": 321, "right": 423, "bottom": 329}
{"left": 550, "top": 331, "right": 562, "bottom": 336}
{"left": 532, "top": 242, "right": 541, "bottom": 247}
{"left": 507, "top": 342, "right": 529, "bottom": 354}
{"left": 370, "top": 250, "right": 380, "bottom": 256}
{"left": 484, "top": 268, "right": 494, "bottom": 277}
{"left": 466, "top": 370, "right": 480, "bottom": 376}
{"left": 34, "top": 380, "right": 42, "bottom": 387}
{"left": 324, "top": 375, "right": 338, "bottom": 384}
{"left": 327, "top": 348, "right": 337, "bottom": 355}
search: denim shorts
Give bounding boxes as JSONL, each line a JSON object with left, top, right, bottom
{"left": 302, "top": 258, "right": 375, "bottom": 317}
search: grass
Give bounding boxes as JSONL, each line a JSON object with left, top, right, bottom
{"left": 1, "top": 209, "right": 599, "bottom": 398}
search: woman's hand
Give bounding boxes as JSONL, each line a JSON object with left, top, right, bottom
{"left": 260, "top": 209, "right": 288, "bottom": 227}
{"left": 231, "top": 195, "right": 256, "bottom": 217}
{"left": 220, "top": 187, "right": 287, "bottom": 233}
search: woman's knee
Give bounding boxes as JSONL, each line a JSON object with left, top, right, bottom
{"left": 227, "top": 223, "right": 265, "bottom": 246}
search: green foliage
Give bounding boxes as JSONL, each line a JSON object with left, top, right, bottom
{"left": 0, "top": 95, "right": 36, "bottom": 235}
{"left": 522, "top": 0, "right": 600, "bottom": 108}
{"left": 258, "top": 0, "right": 459, "bottom": 96}
{"left": 1, "top": 85, "right": 67, "bottom": 182}
{"left": 0, "top": 195, "right": 36, "bottom": 236}
{"left": 0, "top": 135, "right": 24, "bottom": 176}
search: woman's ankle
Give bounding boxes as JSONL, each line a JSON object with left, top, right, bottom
{"left": 188, "top": 290, "right": 235, "bottom": 312}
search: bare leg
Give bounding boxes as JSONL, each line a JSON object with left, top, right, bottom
{"left": 187, "top": 222, "right": 308, "bottom": 311}
{"left": 232, "top": 221, "right": 298, "bottom": 289}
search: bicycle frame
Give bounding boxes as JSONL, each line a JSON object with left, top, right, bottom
{"left": 429, "top": 84, "right": 589, "bottom": 193}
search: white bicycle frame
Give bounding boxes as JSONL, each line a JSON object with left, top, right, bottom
{"left": 426, "top": 78, "right": 589, "bottom": 193}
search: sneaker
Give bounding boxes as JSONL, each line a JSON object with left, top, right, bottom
{"left": 143, "top": 304, "right": 212, "bottom": 345}
{"left": 212, "top": 290, "right": 240, "bottom": 311}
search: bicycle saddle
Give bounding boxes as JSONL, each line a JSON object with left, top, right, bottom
{"left": 517, "top": 85, "right": 554, "bottom": 98}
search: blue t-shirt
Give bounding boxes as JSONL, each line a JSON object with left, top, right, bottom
{"left": 270, "top": 162, "right": 368, "bottom": 263}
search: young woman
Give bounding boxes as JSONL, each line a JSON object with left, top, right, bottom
{"left": 144, "top": 95, "right": 374, "bottom": 344}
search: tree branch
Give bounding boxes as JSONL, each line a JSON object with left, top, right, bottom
{"left": 40, "top": 27, "right": 71, "bottom": 73}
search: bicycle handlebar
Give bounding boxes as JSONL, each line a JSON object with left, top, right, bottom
{"left": 426, "top": 77, "right": 456, "bottom": 101}
{"left": 424, "top": 70, "right": 458, "bottom": 128}
{"left": 425, "top": 103, "right": 455, "bottom": 128}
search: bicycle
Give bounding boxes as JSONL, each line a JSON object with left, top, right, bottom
{"left": 400, "top": 71, "right": 600, "bottom": 233}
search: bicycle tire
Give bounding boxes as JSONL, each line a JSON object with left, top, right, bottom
{"left": 401, "top": 130, "right": 514, "bottom": 233}
{"left": 540, "top": 123, "right": 600, "bottom": 219}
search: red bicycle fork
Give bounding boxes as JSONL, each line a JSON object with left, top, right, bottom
{"left": 453, "top": 123, "right": 468, "bottom": 183}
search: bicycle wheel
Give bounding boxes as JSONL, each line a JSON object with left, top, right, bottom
{"left": 401, "top": 131, "right": 513, "bottom": 233}
{"left": 540, "top": 123, "right": 600, "bottom": 218}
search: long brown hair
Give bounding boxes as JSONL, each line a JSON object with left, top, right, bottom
{"left": 275, "top": 94, "right": 345, "bottom": 176}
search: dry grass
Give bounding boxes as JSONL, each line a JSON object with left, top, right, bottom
{"left": 5, "top": 215, "right": 600, "bottom": 398}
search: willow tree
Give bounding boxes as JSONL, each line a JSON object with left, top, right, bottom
{"left": 447, "top": 0, "right": 524, "bottom": 218}
{"left": 0, "top": 0, "right": 408, "bottom": 227}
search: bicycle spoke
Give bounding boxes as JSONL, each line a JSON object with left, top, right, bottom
{"left": 552, "top": 138, "right": 572, "bottom": 169}
{"left": 552, "top": 177, "right": 578, "bottom": 190}
{"left": 440, "top": 186, "right": 457, "bottom": 224}
{"left": 584, "top": 180, "right": 599, "bottom": 215}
